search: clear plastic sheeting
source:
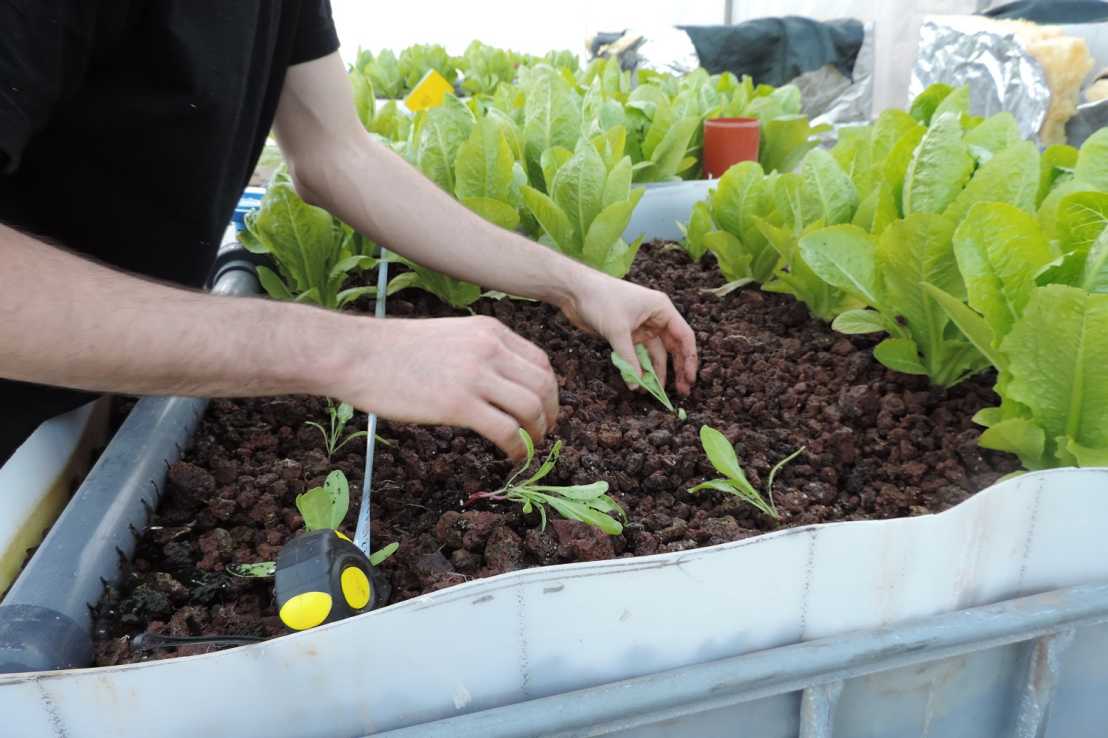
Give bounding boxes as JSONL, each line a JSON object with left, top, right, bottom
{"left": 593, "top": 26, "right": 700, "bottom": 76}
{"left": 910, "top": 15, "right": 1051, "bottom": 140}
{"left": 794, "top": 22, "right": 876, "bottom": 127}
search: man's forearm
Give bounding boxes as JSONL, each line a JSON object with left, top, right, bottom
{"left": 298, "top": 138, "right": 595, "bottom": 307}
{"left": 272, "top": 53, "right": 597, "bottom": 309}
{"left": 0, "top": 224, "right": 357, "bottom": 399}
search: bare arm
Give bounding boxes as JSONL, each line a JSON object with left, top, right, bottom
{"left": 0, "top": 223, "right": 343, "bottom": 399}
{"left": 0, "top": 225, "right": 556, "bottom": 458}
{"left": 273, "top": 52, "right": 698, "bottom": 393}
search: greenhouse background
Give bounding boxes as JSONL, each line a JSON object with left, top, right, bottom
{"left": 2, "top": 0, "right": 1108, "bottom": 735}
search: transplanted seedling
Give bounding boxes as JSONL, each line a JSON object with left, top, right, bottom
{"left": 306, "top": 399, "right": 391, "bottom": 462}
{"left": 306, "top": 399, "right": 367, "bottom": 461}
{"left": 689, "top": 425, "right": 804, "bottom": 520}
{"left": 466, "top": 430, "right": 626, "bottom": 535}
{"left": 228, "top": 470, "right": 398, "bottom": 577}
{"left": 611, "top": 344, "right": 687, "bottom": 420}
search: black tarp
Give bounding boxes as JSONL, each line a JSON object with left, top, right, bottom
{"left": 985, "top": 1, "right": 1108, "bottom": 23}
{"left": 679, "top": 17, "right": 865, "bottom": 87}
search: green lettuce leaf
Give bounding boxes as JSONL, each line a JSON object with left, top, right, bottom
{"left": 801, "top": 148, "right": 858, "bottom": 225}
{"left": 952, "top": 202, "right": 1053, "bottom": 338}
{"left": 903, "top": 112, "right": 974, "bottom": 216}
{"left": 1000, "top": 285, "right": 1108, "bottom": 463}
{"left": 943, "top": 140, "right": 1040, "bottom": 225}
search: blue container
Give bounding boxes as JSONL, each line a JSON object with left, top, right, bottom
{"left": 232, "top": 187, "right": 266, "bottom": 232}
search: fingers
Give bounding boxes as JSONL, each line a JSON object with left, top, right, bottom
{"left": 482, "top": 376, "right": 549, "bottom": 444}
{"left": 496, "top": 349, "right": 559, "bottom": 434}
{"left": 471, "top": 316, "right": 558, "bottom": 457}
{"left": 495, "top": 321, "right": 551, "bottom": 375}
{"left": 662, "top": 309, "right": 698, "bottom": 395}
{"left": 467, "top": 404, "right": 528, "bottom": 460}
{"left": 646, "top": 303, "right": 698, "bottom": 396}
{"left": 646, "top": 336, "right": 668, "bottom": 391}
{"left": 609, "top": 329, "right": 642, "bottom": 390}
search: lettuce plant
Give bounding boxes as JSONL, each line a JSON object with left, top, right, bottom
{"left": 521, "top": 68, "right": 583, "bottom": 190}
{"left": 465, "top": 430, "right": 626, "bottom": 534}
{"left": 801, "top": 216, "right": 989, "bottom": 386}
{"left": 689, "top": 426, "right": 804, "bottom": 520}
{"left": 242, "top": 179, "right": 377, "bottom": 310}
{"left": 297, "top": 470, "right": 351, "bottom": 532}
{"left": 923, "top": 197, "right": 1108, "bottom": 469}
{"left": 385, "top": 260, "right": 483, "bottom": 311}
{"left": 459, "top": 41, "right": 517, "bottom": 96}
{"left": 231, "top": 471, "right": 398, "bottom": 578}
{"left": 412, "top": 94, "right": 475, "bottom": 193}
{"left": 578, "top": 57, "right": 632, "bottom": 104}
{"left": 306, "top": 399, "right": 375, "bottom": 462}
{"left": 700, "top": 161, "right": 776, "bottom": 285}
{"left": 354, "top": 48, "right": 404, "bottom": 100}
{"left": 522, "top": 134, "right": 644, "bottom": 278}
{"left": 398, "top": 43, "right": 458, "bottom": 91}
{"left": 295, "top": 471, "right": 397, "bottom": 565}
{"left": 624, "top": 82, "right": 700, "bottom": 182}
{"left": 349, "top": 68, "right": 411, "bottom": 143}
{"left": 973, "top": 286, "right": 1108, "bottom": 469}
{"left": 453, "top": 116, "right": 528, "bottom": 231}
{"left": 611, "top": 345, "right": 686, "bottom": 420}
{"left": 684, "top": 149, "right": 859, "bottom": 311}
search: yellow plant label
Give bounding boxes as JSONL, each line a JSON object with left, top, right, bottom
{"left": 404, "top": 69, "right": 454, "bottom": 112}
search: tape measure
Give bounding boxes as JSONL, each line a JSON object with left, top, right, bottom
{"left": 274, "top": 530, "right": 390, "bottom": 631}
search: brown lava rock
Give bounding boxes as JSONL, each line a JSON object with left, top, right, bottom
{"left": 92, "top": 243, "right": 1019, "bottom": 665}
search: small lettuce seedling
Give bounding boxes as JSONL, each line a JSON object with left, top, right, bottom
{"left": 296, "top": 470, "right": 351, "bottom": 532}
{"left": 306, "top": 399, "right": 393, "bottom": 462}
{"left": 229, "top": 470, "right": 397, "bottom": 577}
{"left": 466, "top": 430, "right": 626, "bottom": 535}
{"left": 611, "top": 344, "right": 686, "bottom": 420}
{"left": 296, "top": 470, "right": 400, "bottom": 565}
{"left": 307, "top": 400, "right": 366, "bottom": 462}
{"left": 689, "top": 425, "right": 804, "bottom": 519}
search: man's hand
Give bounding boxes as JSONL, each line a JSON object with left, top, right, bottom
{"left": 559, "top": 270, "right": 699, "bottom": 395}
{"left": 274, "top": 53, "right": 699, "bottom": 450}
{"left": 332, "top": 316, "right": 558, "bottom": 460}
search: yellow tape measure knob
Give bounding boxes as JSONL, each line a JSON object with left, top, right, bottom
{"left": 340, "top": 565, "right": 371, "bottom": 609}
{"left": 279, "top": 591, "right": 333, "bottom": 632}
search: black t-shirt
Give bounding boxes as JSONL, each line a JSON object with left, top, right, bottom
{"left": 0, "top": 1, "right": 339, "bottom": 464}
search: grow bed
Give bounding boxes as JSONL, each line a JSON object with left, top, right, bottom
{"left": 91, "top": 243, "right": 1018, "bottom": 666}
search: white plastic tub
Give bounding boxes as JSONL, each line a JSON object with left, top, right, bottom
{"left": 0, "top": 401, "right": 108, "bottom": 596}
{"left": 1, "top": 469, "right": 1105, "bottom": 737}
{"left": 624, "top": 179, "right": 713, "bottom": 244}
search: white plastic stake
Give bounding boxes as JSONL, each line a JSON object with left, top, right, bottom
{"left": 353, "top": 248, "right": 390, "bottom": 556}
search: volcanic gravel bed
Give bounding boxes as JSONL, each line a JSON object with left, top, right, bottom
{"left": 92, "top": 243, "right": 1018, "bottom": 665}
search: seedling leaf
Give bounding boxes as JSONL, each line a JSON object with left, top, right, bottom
{"left": 296, "top": 470, "right": 350, "bottom": 532}
{"left": 611, "top": 344, "right": 680, "bottom": 416}
{"left": 369, "top": 542, "right": 400, "bottom": 567}
{"left": 228, "top": 562, "right": 276, "bottom": 578}
{"left": 690, "top": 425, "right": 805, "bottom": 520}
{"left": 467, "top": 430, "right": 624, "bottom": 535}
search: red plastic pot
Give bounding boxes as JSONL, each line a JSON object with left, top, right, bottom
{"left": 702, "top": 117, "right": 761, "bottom": 179}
